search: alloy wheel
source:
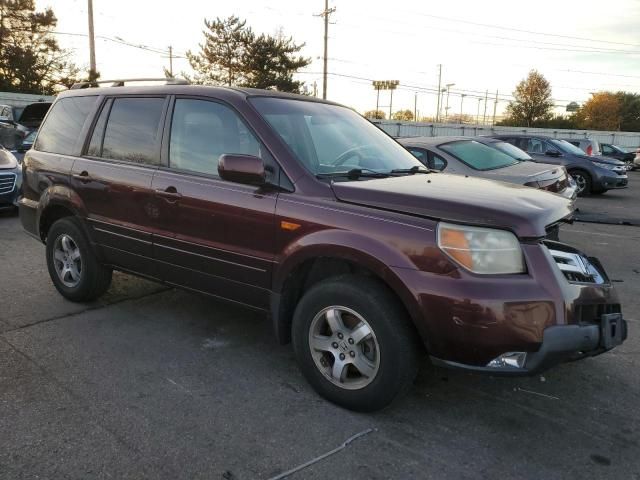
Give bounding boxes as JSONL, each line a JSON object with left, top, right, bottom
{"left": 308, "top": 306, "right": 380, "bottom": 390}
{"left": 572, "top": 173, "right": 587, "bottom": 194}
{"left": 53, "top": 234, "right": 83, "bottom": 288}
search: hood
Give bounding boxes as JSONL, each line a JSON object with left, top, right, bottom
{"left": 589, "top": 155, "right": 625, "bottom": 166}
{"left": 485, "top": 161, "right": 563, "bottom": 183}
{"left": 331, "top": 173, "right": 573, "bottom": 239}
{"left": 18, "top": 102, "right": 51, "bottom": 128}
{"left": 0, "top": 148, "right": 18, "bottom": 169}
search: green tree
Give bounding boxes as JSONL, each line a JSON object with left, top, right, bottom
{"left": 0, "top": 0, "right": 75, "bottom": 93}
{"left": 185, "top": 16, "right": 310, "bottom": 93}
{"left": 243, "top": 33, "right": 309, "bottom": 93}
{"left": 392, "top": 109, "right": 414, "bottom": 121}
{"left": 186, "top": 16, "right": 251, "bottom": 86}
{"left": 504, "top": 70, "right": 554, "bottom": 127}
{"left": 364, "top": 109, "right": 386, "bottom": 119}
{"left": 615, "top": 91, "right": 640, "bottom": 132}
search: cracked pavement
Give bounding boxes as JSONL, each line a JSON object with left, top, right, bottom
{"left": 1, "top": 178, "right": 639, "bottom": 479}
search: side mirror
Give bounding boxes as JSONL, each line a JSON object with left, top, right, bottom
{"left": 545, "top": 149, "right": 561, "bottom": 157}
{"left": 218, "top": 154, "right": 266, "bottom": 186}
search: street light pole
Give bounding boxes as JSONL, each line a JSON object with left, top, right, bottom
{"left": 459, "top": 94, "right": 466, "bottom": 123}
{"left": 476, "top": 97, "right": 481, "bottom": 126}
{"left": 435, "top": 64, "right": 442, "bottom": 122}
{"left": 444, "top": 83, "right": 455, "bottom": 122}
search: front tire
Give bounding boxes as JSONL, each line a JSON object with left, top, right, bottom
{"left": 292, "top": 275, "right": 420, "bottom": 412}
{"left": 569, "top": 170, "right": 592, "bottom": 196}
{"left": 46, "top": 217, "right": 112, "bottom": 302}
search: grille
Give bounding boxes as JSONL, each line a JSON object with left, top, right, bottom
{"left": 544, "top": 241, "right": 607, "bottom": 285}
{"left": 0, "top": 173, "right": 16, "bottom": 194}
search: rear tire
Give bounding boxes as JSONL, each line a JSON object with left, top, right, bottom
{"left": 46, "top": 217, "right": 112, "bottom": 302}
{"left": 569, "top": 170, "right": 592, "bottom": 196}
{"left": 292, "top": 275, "right": 421, "bottom": 412}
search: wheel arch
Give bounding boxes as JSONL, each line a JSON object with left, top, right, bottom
{"left": 37, "top": 185, "right": 88, "bottom": 242}
{"left": 271, "top": 235, "right": 426, "bottom": 347}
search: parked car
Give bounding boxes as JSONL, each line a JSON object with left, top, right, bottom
{"left": 560, "top": 138, "right": 601, "bottom": 156}
{"left": 635, "top": 148, "right": 640, "bottom": 169}
{"left": 600, "top": 143, "right": 636, "bottom": 170}
{"left": 0, "top": 145, "right": 22, "bottom": 212}
{"left": 0, "top": 102, "right": 51, "bottom": 149}
{"left": 492, "top": 135, "right": 628, "bottom": 196}
{"left": 19, "top": 82, "right": 627, "bottom": 411}
{"left": 399, "top": 136, "right": 577, "bottom": 200}
{"left": 11, "top": 129, "right": 37, "bottom": 163}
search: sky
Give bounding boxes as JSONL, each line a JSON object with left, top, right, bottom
{"left": 38, "top": 0, "right": 640, "bottom": 119}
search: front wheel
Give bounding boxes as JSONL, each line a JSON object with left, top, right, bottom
{"left": 46, "top": 217, "right": 113, "bottom": 302}
{"left": 569, "top": 170, "right": 592, "bottom": 196}
{"left": 292, "top": 275, "right": 420, "bottom": 412}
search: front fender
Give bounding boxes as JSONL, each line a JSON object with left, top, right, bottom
{"left": 273, "top": 229, "right": 428, "bottom": 336}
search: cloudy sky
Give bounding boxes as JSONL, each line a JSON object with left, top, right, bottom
{"left": 39, "top": 0, "right": 640, "bottom": 119}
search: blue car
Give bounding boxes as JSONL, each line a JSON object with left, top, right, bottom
{"left": 0, "top": 145, "right": 22, "bottom": 212}
{"left": 492, "top": 135, "right": 628, "bottom": 196}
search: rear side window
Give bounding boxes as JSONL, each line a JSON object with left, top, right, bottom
{"left": 35, "top": 96, "right": 97, "bottom": 155}
{"left": 100, "top": 97, "right": 165, "bottom": 165}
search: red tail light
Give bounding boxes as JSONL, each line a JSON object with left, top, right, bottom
{"left": 586, "top": 145, "right": 593, "bottom": 155}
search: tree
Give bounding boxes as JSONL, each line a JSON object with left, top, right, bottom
{"left": 364, "top": 110, "right": 386, "bottom": 119}
{"left": 186, "top": 16, "right": 251, "bottom": 86}
{"left": 392, "top": 109, "right": 414, "bottom": 121}
{"left": 504, "top": 70, "right": 554, "bottom": 127}
{"left": 0, "top": 0, "right": 75, "bottom": 94}
{"left": 185, "top": 16, "right": 310, "bottom": 93}
{"left": 615, "top": 91, "right": 640, "bottom": 132}
{"left": 243, "top": 33, "right": 310, "bottom": 93}
{"left": 575, "top": 92, "right": 621, "bottom": 130}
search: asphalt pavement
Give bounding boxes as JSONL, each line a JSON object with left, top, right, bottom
{"left": 1, "top": 181, "right": 639, "bottom": 480}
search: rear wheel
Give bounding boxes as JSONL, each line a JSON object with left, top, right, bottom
{"left": 292, "top": 275, "right": 420, "bottom": 412}
{"left": 46, "top": 217, "right": 112, "bottom": 302}
{"left": 569, "top": 170, "right": 591, "bottom": 196}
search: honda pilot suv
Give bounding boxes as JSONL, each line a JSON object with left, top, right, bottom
{"left": 19, "top": 81, "right": 627, "bottom": 411}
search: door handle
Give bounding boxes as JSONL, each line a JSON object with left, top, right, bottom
{"left": 155, "top": 188, "right": 182, "bottom": 201}
{"left": 72, "top": 171, "right": 93, "bottom": 183}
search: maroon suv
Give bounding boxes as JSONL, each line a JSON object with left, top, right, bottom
{"left": 19, "top": 83, "right": 627, "bottom": 411}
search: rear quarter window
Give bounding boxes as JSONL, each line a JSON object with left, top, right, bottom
{"left": 35, "top": 96, "right": 97, "bottom": 155}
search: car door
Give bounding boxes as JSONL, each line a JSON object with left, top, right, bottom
{"left": 151, "top": 96, "right": 278, "bottom": 310}
{"left": 71, "top": 95, "right": 169, "bottom": 277}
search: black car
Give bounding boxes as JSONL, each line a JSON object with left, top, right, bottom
{"left": 0, "top": 102, "right": 51, "bottom": 149}
{"left": 600, "top": 143, "right": 636, "bottom": 170}
{"left": 492, "top": 135, "right": 628, "bottom": 196}
{"left": 11, "top": 129, "right": 36, "bottom": 163}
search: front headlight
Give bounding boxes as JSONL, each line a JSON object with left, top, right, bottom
{"left": 437, "top": 222, "right": 525, "bottom": 274}
{"left": 592, "top": 162, "right": 618, "bottom": 171}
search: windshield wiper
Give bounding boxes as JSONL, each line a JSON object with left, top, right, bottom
{"left": 316, "top": 168, "right": 390, "bottom": 180}
{"left": 389, "top": 165, "right": 433, "bottom": 175}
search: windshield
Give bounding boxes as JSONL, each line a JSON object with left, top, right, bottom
{"left": 439, "top": 140, "right": 519, "bottom": 170}
{"left": 24, "top": 130, "right": 37, "bottom": 143}
{"left": 250, "top": 97, "right": 423, "bottom": 176}
{"left": 491, "top": 141, "right": 531, "bottom": 160}
{"left": 550, "top": 139, "right": 585, "bottom": 155}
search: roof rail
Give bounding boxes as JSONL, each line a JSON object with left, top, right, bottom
{"left": 70, "top": 77, "right": 190, "bottom": 90}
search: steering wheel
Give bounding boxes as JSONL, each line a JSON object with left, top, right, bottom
{"left": 333, "top": 144, "right": 376, "bottom": 167}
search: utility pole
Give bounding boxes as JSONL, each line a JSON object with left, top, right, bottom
{"left": 389, "top": 88, "right": 394, "bottom": 119}
{"left": 444, "top": 83, "right": 455, "bottom": 122}
{"left": 492, "top": 90, "right": 498, "bottom": 126}
{"left": 482, "top": 89, "right": 488, "bottom": 126}
{"left": 376, "top": 88, "right": 380, "bottom": 112}
{"left": 414, "top": 92, "right": 417, "bottom": 122}
{"left": 435, "top": 64, "right": 442, "bottom": 122}
{"left": 87, "top": 0, "right": 97, "bottom": 80}
{"left": 168, "top": 46, "right": 174, "bottom": 77}
{"left": 459, "top": 94, "right": 466, "bottom": 123}
{"left": 318, "top": 0, "right": 336, "bottom": 100}
{"left": 476, "top": 97, "right": 482, "bottom": 126}
{"left": 313, "top": 81, "right": 318, "bottom": 97}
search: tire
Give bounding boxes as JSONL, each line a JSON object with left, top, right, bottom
{"left": 292, "top": 275, "right": 420, "bottom": 412}
{"left": 569, "top": 170, "right": 592, "bottom": 196}
{"left": 46, "top": 217, "right": 112, "bottom": 302}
